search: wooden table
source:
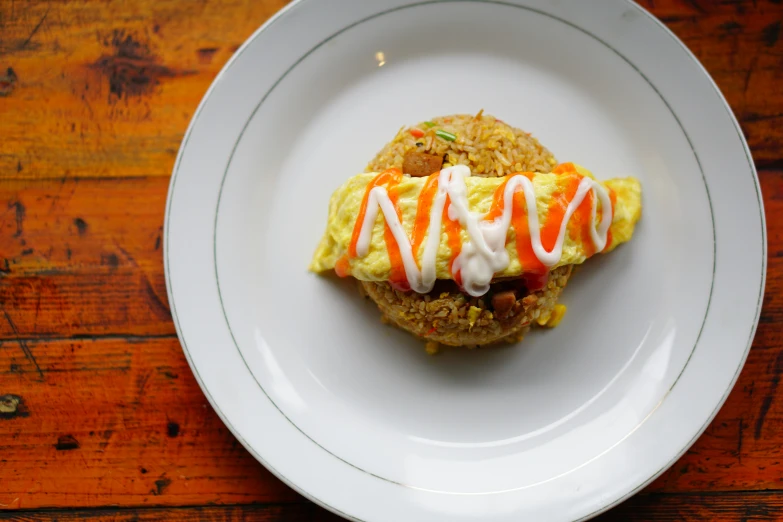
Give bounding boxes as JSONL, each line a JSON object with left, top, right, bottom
{"left": 1, "top": 0, "right": 781, "bottom": 520}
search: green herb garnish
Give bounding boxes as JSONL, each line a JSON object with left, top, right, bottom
{"left": 435, "top": 129, "right": 456, "bottom": 142}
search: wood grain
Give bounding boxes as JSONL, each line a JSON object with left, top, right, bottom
{"left": 601, "top": 491, "right": 783, "bottom": 521}
{"left": 0, "top": 0, "right": 781, "bottom": 520}
{"left": 1, "top": 178, "right": 173, "bottom": 339}
{"left": 0, "top": 505, "right": 322, "bottom": 521}
{"left": 3, "top": 492, "right": 783, "bottom": 521}
{"left": 0, "top": 337, "right": 297, "bottom": 509}
{"left": 0, "top": 0, "right": 288, "bottom": 180}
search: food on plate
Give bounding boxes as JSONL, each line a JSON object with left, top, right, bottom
{"left": 310, "top": 112, "right": 642, "bottom": 350}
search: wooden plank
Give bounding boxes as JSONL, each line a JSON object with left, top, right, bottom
{"left": 0, "top": 178, "right": 173, "bottom": 338}
{"left": 0, "top": 504, "right": 320, "bottom": 521}
{"left": 600, "top": 491, "right": 783, "bottom": 521}
{"left": 0, "top": 178, "right": 166, "bottom": 274}
{"left": 0, "top": 270, "right": 173, "bottom": 338}
{"left": 1, "top": 0, "right": 782, "bottom": 181}
{"left": 639, "top": 0, "right": 783, "bottom": 17}
{"left": 3, "top": 492, "right": 783, "bottom": 521}
{"left": 0, "top": 0, "right": 289, "bottom": 180}
{"left": 0, "top": 337, "right": 299, "bottom": 509}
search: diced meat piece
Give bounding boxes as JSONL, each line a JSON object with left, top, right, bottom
{"left": 403, "top": 151, "right": 443, "bottom": 177}
{"left": 491, "top": 277, "right": 529, "bottom": 296}
{"left": 491, "top": 290, "right": 516, "bottom": 316}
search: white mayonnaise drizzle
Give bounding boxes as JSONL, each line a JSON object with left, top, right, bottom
{"left": 354, "top": 165, "right": 613, "bottom": 297}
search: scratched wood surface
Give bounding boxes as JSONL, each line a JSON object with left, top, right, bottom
{"left": 0, "top": 0, "right": 781, "bottom": 520}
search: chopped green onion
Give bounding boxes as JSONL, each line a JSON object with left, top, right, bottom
{"left": 435, "top": 129, "right": 456, "bottom": 142}
{"left": 423, "top": 121, "right": 436, "bottom": 128}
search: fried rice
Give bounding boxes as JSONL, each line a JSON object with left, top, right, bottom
{"left": 366, "top": 111, "right": 556, "bottom": 177}
{"left": 363, "top": 111, "right": 571, "bottom": 350}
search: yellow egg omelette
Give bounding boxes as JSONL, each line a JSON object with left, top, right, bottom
{"left": 310, "top": 162, "right": 642, "bottom": 290}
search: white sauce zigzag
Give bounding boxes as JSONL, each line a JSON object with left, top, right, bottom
{"left": 355, "top": 165, "right": 612, "bottom": 297}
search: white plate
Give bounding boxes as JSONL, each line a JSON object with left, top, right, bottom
{"left": 164, "top": 1, "right": 766, "bottom": 520}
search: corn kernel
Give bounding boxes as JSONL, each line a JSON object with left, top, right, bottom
{"left": 467, "top": 306, "right": 481, "bottom": 330}
{"left": 536, "top": 309, "right": 552, "bottom": 326}
{"left": 425, "top": 341, "right": 440, "bottom": 355}
{"left": 545, "top": 304, "right": 567, "bottom": 328}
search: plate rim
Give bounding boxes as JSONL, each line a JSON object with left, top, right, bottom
{"left": 164, "top": 0, "right": 767, "bottom": 520}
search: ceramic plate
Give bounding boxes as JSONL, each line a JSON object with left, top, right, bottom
{"left": 164, "top": 1, "right": 766, "bottom": 520}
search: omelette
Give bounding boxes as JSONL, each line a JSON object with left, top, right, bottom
{"left": 310, "top": 113, "right": 642, "bottom": 350}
